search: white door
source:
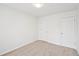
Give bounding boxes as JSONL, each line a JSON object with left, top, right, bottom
{"left": 60, "top": 16, "right": 76, "bottom": 48}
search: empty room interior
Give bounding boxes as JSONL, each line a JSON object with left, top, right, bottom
{"left": 0, "top": 3, "right": 79, "bottom": 56}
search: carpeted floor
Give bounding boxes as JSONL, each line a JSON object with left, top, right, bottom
{"left": 2, "top": 40, "right": 78, "bottom": 56}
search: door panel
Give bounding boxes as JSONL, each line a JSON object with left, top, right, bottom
{"left": 60, "top": 16, "right": 75, "bottom": 47}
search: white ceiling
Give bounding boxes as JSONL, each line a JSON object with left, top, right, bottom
{"left": 2, "top": 3, "right": 79, "bottom": 17}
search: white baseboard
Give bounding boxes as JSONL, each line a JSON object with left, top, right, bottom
{"left": 0, "top": 40, "right": 36, "bottom": 56}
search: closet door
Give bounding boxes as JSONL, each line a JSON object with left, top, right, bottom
{"left": 60, "top": 16, "right": 76, "bottom": 48}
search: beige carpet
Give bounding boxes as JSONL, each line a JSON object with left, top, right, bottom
{"left": 2, "top": 40, "right": 78, "bottom": 56}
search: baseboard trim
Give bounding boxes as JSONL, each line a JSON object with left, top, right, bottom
{"left": 0, "top": 40, "right": 36, "bottom": 56}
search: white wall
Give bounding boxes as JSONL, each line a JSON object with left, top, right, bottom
{"left": 76, "top": 7, "right": 79, "bottom": 53}
{"left": 0, "top": 5, "right": 37, "bottom": 53}
{"left": 38, "top": 10, "right": 77, "bottom": 49}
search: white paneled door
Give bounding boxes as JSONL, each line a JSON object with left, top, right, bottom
{"left": 60, "top": 16, "right": 76, "bottom": 48}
